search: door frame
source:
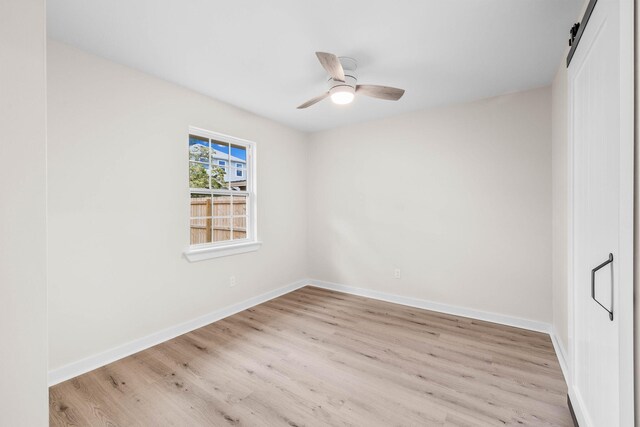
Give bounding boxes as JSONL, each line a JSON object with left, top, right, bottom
{"left": 566, "top": 0, "right": 634, "bottom": 425}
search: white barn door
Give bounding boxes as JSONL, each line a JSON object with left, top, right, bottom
{"left": 568, "top": 0, "right": 633, "bottom": 425}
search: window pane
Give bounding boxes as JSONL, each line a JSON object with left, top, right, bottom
{"left": 190, "top": 193, "right": 213, "bottom": 218}
{"left": 230, "top": 144, "right": 247, "bottom": 191}
{"left": 189, "top": 135, "right": 210, "bottom": 163}
{"left": 228, "top": 168, "right": 247, "bottom": 191}
{"left": 211, "top": 194, "right": 232, "bottom": 217}
{"left": 211, "top": 141, "right": 229, "bottom": 163}
{"left": 210, "top": 165, "right": 228, "bottom": 190}
{"left": 190, "top": 217, "right": 212, "bottom": 245}
{"left": 189, "top": 162, "right": 211, "bottom": 189}
{"left": 232, "top": 195, "right": 247, "bottom": 216}
{"left": 213, "top": 217, "right": 231, "bottom": 242}
{"left": 211, "top": 141, "right": 230, "bottom": 190}
{"left": 231, "top": 195, "right": 247, "bottom": 240}
{"left": 232, "top": 216, "right": 247, "bottom": 240}
{"left": 231, "top": 144, "right": 247, "bottom": 166}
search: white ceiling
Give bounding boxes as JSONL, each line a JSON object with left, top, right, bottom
{"left": 48, "top": 0, "right": 582, "bottom": 133}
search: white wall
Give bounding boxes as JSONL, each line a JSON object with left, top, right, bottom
{"left": 551, "top": 63, "right": 569, "bottom": 356}
{"left": 47, "top": 42, "right": 308, "bottom": 371}
{"left": 307, "top": 87, "right": 553, "bottom": 323}
{"left": 0, "top": 0, "right": 48, "bottom": 424}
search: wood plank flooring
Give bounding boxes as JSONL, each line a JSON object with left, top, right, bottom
{"left": 49, "top": 286, "right": 572, "bottom": 426}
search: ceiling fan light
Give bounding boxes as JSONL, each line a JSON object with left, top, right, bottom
{"left": 330, "top": 90, "right": 354, "bottom": 105}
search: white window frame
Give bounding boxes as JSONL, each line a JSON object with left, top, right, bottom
{"left": 184, "top": 127, "right": 260, "bottom": 262}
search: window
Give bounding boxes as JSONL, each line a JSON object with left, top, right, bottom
{"left": 185, "top": 127, "right": 260, "bottom": 261}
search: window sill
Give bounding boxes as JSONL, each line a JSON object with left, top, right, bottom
{"left": 184, "top": 241, "right": 262, "bottom": 262}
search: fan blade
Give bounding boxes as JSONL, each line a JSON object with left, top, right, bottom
{"left": 356, "top": 85, "right": 405, "bottom": 101}
{"left": 297, "top": 92, "right": 330, "bottom": 109}
{"left": 316, "top": 52, "right": 345, "bottom": 82}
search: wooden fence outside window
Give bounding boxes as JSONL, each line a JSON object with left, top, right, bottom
{"left": 190, "top": 196, "right": 247, "bottom": 244}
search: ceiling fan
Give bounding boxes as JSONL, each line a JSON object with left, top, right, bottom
{"left": 297, "top": 52, "right": 406, "bottom": 109}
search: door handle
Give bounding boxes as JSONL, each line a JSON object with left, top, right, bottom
{"left": 591, "top": 253, "right": 614, "bottom": 321}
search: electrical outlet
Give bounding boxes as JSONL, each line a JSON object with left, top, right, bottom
{"left": 229, "top": 276, "right": 236, "bottom": 287}
{"left": 394, "top": 268, "right": 401, "bottom": 279}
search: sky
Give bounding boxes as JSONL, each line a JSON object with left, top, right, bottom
{"left": 189, "top": 136, "right": 246, "bottom": 161}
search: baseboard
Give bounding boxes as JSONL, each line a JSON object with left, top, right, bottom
{"left": 567, "top": 395, "right": 580, "bottom": 427}
{"left": 568, "top": 387, "right": 589, "bottom": 427}
{"left": 48, "top": 278, "right": 310, "bottom": 386}
{"left": 308, "top": 279, "right": 552, "bottom": 334}
{"left": 549, "top": 327, "right": 570, "bottom": 383}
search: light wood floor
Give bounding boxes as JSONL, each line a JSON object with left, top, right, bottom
{"left": 50, "top": 286, "right": 572, "bottom": 426}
